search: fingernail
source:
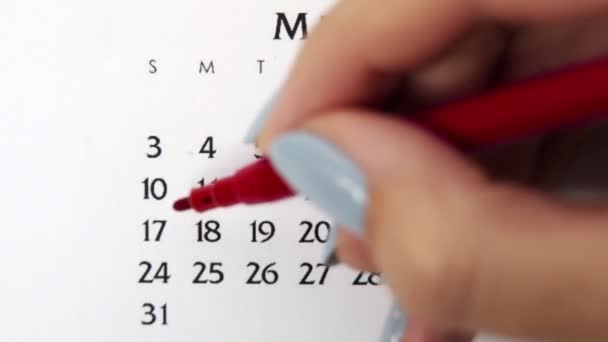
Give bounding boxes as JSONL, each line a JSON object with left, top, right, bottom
{"left": 322, "top": 226, "right": 339, "bottom": 265}
{"left": 268, "top": 132, "right": 368, "bottom": 235}
{"left": 380, "top": 303, "right": 407, "bottom": 342}
{"left": 243, "top": 92, "right": 278, "bottom": 144}
{"left": 323, "top": 248, "right": 340, "bottom": 266}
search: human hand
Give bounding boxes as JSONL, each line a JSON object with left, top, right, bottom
{"left": 244, "top": 0, "right": 608, "bottom": 341}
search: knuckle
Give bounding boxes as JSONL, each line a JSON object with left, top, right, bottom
{"left": 405, "top": 238, "right": 479, "bottom": 325}
{"left": 405, "top": 187, "right": 486, "bottom": 324}
{"left": 367, "top": 182, "right": 484, "bottom": 325}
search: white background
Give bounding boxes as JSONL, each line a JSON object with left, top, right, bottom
{"left": 0, "top": 1, "right": 539, "bottom": 341}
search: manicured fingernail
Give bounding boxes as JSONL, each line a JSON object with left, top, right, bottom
{"left": 380, "top": 303, "right": 407, "bottom": 342}
{"left": 268, "top": 132, "right": 368, "bottom": 235}
{"left": 322, "top": 226, "right": 339, "bottom": 265}
{"left": 243, "top": 92, "right": 278, "bottom": 144}
{"left": 323, "top": 248, "right": 340, "bottom": 266}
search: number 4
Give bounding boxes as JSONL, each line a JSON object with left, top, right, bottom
{"left": 199, "top": 136, "right": 216, "bottom": 158}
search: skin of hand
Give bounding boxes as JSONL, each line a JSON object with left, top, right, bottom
{"left": 252, "top": 0, "right": 608, "bottom": 341}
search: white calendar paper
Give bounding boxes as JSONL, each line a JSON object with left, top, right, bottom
{"left": 1, "top": 1, "right": 523, "bottom": 341}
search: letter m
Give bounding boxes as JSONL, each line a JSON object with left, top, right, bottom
{"left": 274, "top": 12, "right": 307, "bottom": 40}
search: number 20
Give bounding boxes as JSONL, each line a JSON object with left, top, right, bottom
{"left": 299, "top": 221, "right": 330, "bottom": 243}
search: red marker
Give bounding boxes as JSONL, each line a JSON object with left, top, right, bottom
{"left": 173, "top": 158, "right": 294, "bottom": 212}
{"left": 174, "top": 56, "right": 608, "bottom": 213}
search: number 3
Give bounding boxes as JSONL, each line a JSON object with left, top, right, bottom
{"left": 147, "top": 136, "right": 161, "bottom": 158}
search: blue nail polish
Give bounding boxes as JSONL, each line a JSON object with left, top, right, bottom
{"left": 268, "top": 132, "right": 367, "bottom": 235}
{"left": 380, "top": 303, "right": 407, "bottom": 342}
{"left": 243, "top": 92, "right": 278, "bottom": 144}
{"left": 322, "top": 224, "right": 338, "bottom": 262}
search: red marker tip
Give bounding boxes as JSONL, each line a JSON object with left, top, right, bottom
{"left": 172, "top": 158, "right": 295, "bottom": 214}
{"left": 173, "top": 197, "right": 191, "bottom": 211}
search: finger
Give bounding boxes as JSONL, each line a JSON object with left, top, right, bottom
{"left": 255, "top": 0, "right": 608, "bottom": 150}
{"left": 502, "top": 12, "right": 608, "bottom": 80}
{"left": 388, "top": 25, "right": 509, "bottom": 113}
{"left": 404, "top": 320, "right": 475, "bottom": 342}
{"left": 335, "top": 228, "right": 377, "bottom": 271}
{"left": 265, "top": 110, "right": 608, "bottom": 341}
{"left": 507, "top": 15, "right": 608, "bottom": 190}
{"left": 256, "top": 0, "right": 477, "bottom": 148}
{"left": 470, "top": 14, "right": 608, "bottom": 188}
{"left": 532, "top": 120, "right": 608, "bottom": 194}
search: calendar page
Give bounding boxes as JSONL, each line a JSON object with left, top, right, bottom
{"left": 1, "top": 1, "right": 520, "bottom": 341}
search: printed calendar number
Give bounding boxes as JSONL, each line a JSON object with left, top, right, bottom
{"left": 299, "top": 220, "right": 330, "bottom": 243}
{"left": 138, "top": 261, "right": 171, "bottom": 284}
{"left": 141, "top": 303, "right": 167, "bottom": 325}
{"left": 199, "top": 136, "right": 216, "bottom": 158}
{"left": 353, "top": 272, "right": 382, "bottom": 286}
{"left": 142, "top": 177, "right": 167, "bottom": 200}
{"left": 196, "top": 220, "right": 222, "bottom": 242}
{"left": 146, "top": 135, "right": 162, "bottom": 158}
{"left": 197, "top": 177, "right": 217, "bottom": 187}
{"left": 246, "top": 262, "right": 279, "bottom": 285}
{"left": 142, "top": 219, "right": 167, "bottom": 242}
{"left": 250, "top": 220, "right": 276, "bottom": 243}
{"left": 299, "top": 262, "right": 330, "bottom": 285}
{"left": 192, "top": 262, "right": 224, "bottom": 284}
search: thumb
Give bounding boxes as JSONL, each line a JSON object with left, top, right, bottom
{"left": 264, "top": 110, "right": 608, "bottom": 341}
